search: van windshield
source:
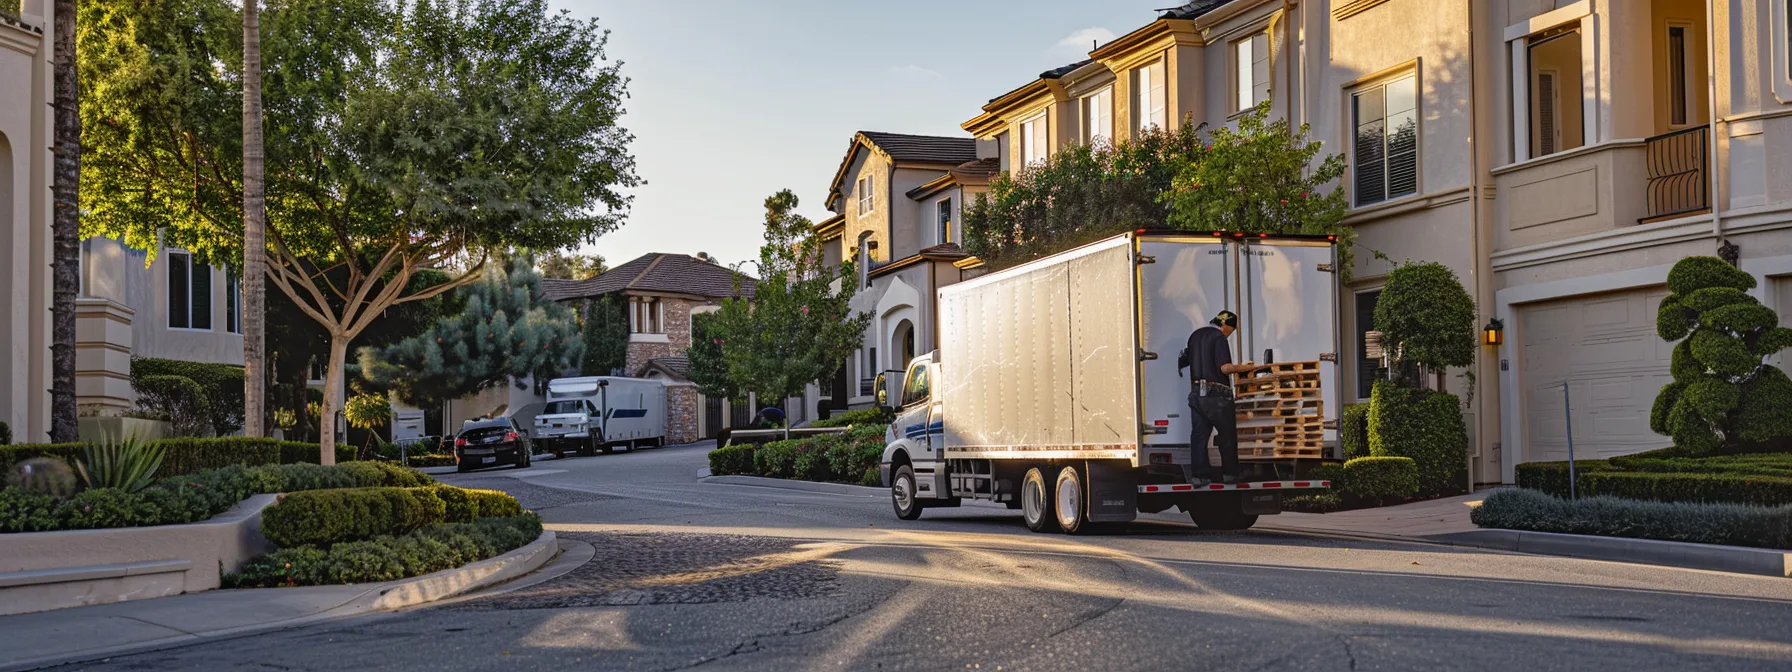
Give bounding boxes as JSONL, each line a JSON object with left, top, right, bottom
{"left": 544, "top": 401, "right": 585, "bottom": 415}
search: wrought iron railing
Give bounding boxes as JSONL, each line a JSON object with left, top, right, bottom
{"left": 1642, "top": 126, "right": 1709, "bottom": 222}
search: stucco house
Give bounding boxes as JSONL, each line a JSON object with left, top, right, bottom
{"left": 0, "top": 4, "right": 53, "bottom": 441}
{"left": 543, "top": 252, "right": 757, "bottom": 443}
{"left": 929, "top": 0, "right": 1792, "bottom": 486}
{"left": 817, "top": 132, "right": 994, "bottom": 408}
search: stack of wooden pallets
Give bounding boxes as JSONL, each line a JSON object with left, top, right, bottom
{"left": 1230, "top": 361, "right": 1324, "bottom": 459}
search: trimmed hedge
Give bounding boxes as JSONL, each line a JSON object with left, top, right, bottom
{"left": 710, "top": 424, "right": 887, "bottom": 486}
{"left": 1516, "top": 459, "right": 1792, "bottom": 507}
{"left": 227, "top": 514, "right": 543, "bottom": 587}
{"left": 0, "top": 438, "right": 353, "bottom": 478}
{"left": 1471, "top": 487, "right": 1792, "bottom": 550}
{"left": 809, "top": 407, "right": 894, "bottom": 428}
{"left": 1341, "top": 403, "right": 1370, "bottom": 460}
{"left": 259, "top": 485, "right": 522, "bottom": 548}
{"left": 1368, "top": 381, "right": 1467, "bottom": 496}
{"left": 132, "top": 358, "right": 246, "bottom": 437}
{"left": 1340, "top": 456, "right": 1420, "bottom": 500}
{"left": 0, "top": 462, "right": 434, "bottom": 533}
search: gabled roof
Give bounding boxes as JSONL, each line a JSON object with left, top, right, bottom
{"left": 825, "top": 131, "right": 978, "bottom": 210}
{"left": 542, "top": 253, "right": 756, "bottom": 302}
{"left": 907, "top": 158, "right": 1002, "bottom": 200}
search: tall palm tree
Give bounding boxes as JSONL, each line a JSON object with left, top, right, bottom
{"left": 242, "top": 0, "right": 267, "bottom": 437}
{"left": 49, "top": 0, "right": 80, "bottom": 443}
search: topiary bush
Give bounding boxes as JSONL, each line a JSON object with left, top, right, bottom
{"left": 260, "top": 486, "right": 517, "bottom": 549}
{"left": 1470, "top": 487, "right": 1792, "bottom": 550}
{"left": 1373, "top": 261, "right": 1477, "bottom": 384}
{"left": 707, "top": 443, "right": 758, "bottom": 476}
{"left": 131, "top": 358, "right": 246, "bottom": 437}
{"left": 1341, "top": 404, "right": 1370, "bottom": 459}
{"left": 1339, "top": 456, "right": 1420, "bottom": 501}
{"left": 809, "top": 407, "right": 894, "bottom": 428}
{"left": 1368, "top": 380, "right": 1467, "bottom": 496}
{"left": 227, "top": 514, "right": 543, "bottom": 587}
{"left": 1651, "top": 256, "right": 1792, "bottom": 454}
{"left": 1516, "top": 458, "right": 1792, "bottom": 506}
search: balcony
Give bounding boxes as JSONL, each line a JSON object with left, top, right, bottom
{"left": 1641, "top": 127, "right": 1710, "bottom": 223}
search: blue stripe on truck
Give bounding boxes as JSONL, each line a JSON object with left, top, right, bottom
{"left": 610, "top": 408, "right": 648, "bottom": 418}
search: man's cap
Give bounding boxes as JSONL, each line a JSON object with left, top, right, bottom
{"left": 1210, "top": 310, "right": 1238, "bottom": 327}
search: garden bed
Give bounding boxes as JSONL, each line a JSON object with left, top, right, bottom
{"left": 1471, "top": 487, "right": 1792, "bottom": 551}
{"left": 708, "top": 425, "right": 886, "bottom": 487}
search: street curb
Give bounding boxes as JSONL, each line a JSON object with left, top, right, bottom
{"left": 699, "top": 474, "right": 882, "bottom": 498}
{"left": 1423, "top": 528, "right": 1792, "bottom": 578}
{"left": 0, "top": 531, "right": 559, "bottom": 672}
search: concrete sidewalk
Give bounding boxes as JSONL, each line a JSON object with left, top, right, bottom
{"left": 1259, "top": 492, "right": 1484, "bottom": 538}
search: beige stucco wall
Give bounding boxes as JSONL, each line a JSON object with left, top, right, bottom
{"left": 843, "top": 148, "right": 891, "bottom": 265}
{"left": 82, "top": 237, "right": 243, "bottom": 367}
{"left": 0, "top": 6, "right": 51, "bottom": 443}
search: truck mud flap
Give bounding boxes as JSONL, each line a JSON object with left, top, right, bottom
{"left": 1086, "top": 461, "right": 1137, "bottom": 523}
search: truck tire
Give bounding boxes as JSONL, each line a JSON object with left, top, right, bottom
{"left": 1021, "top": 467, "right": 1059, "bottom": 533}
{"left": 1054, "top": 466, "right": 1092, "bottom": 534}
{"left": 1189, "top": 494, "right": 1260, "bottom": 531}
{"left": 891, "top": 465, "right": 923, "bottom": 521}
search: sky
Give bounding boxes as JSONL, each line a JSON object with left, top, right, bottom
{"left": 551, "top": 0, "right": 1173, "bottom": 270}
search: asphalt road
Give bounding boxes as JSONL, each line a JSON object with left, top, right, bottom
{"left": 63, "top": 441, "right": 1792, "bottom": 671}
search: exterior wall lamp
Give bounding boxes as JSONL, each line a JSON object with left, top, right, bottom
{"left": 1483, "top": 318, "right": 1504, "bottom": 347}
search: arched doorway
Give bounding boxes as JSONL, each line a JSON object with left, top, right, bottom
{"left": 891, "top": 319, "right": 915, "bottom": 368}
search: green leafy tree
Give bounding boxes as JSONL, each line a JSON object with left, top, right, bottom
{"left": 344, "top": 392, "right": 392, "bottom": 442}
{"left": 1162, "top": 102, "right": 1354, "bottom": 271}
{"left": 963, "top": 123, "right": 1202, "bottom": 270}
{"left": 1652, "top": 257, "right": 1792, "bottom": 454}
{"left": 80, "top": 0, "right": 638, "bottom": 461}
{"left": 539, "top": 251, "right": 608, "bottom": 280}
{"left": 687, "top": 311, "right": 736, "bottom": 400}
{"left": 1373, "top": 261, "right": 1477, "bottom": 387}
{"left": 695, "top": 190, "right": 868, "bottom": 408}
{"left": 360, "top": 258, "right": 585, "bottom": 409}
{"left": 579, "top": 294, "right": 629, "bottom": 376}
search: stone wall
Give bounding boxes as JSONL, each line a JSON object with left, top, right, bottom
{"left": 624, "top": 296, "right": 697, "bottom": 374}
{"left": 665, "top": 383, "right": 699, "bottom": 445}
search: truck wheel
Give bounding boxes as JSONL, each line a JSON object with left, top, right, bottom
{"left": 1054, "top": 466, "right": 1091, "bottom": 534}
{"left": 1021, "top": 467, "right": 1059, "bottom": 533}
{"left": 891, "top": 465, "right": 923, "bottom": 521}
{"left": 1189, "top": 495, "right": 1260, "bottom": 531}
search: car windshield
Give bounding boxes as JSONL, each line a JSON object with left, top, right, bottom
{"left": 544, "top": 401, "right": 584, "bottom": 414}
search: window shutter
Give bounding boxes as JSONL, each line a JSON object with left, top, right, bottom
{"left": 1537, "top": 72, "right": 1558, "bottom": 156}
{"left": 168, "top": 253, "right": 190, "bottom": 329}
{"left": 191, "top": 260, "right": 212, "bottom": 330}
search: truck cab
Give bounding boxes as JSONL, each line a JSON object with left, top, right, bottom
{"left": 534, "top": 398, "right": 602, "bottom": 458}
{"left": 881, "top": 352, "right": 955, "bottom": 519}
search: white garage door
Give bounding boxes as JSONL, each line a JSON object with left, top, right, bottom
{"left": 1521, "top": 289, "right": 1673, "bottom": 462}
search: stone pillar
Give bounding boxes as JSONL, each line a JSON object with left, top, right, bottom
{"left": 74, "top": 297, "right": 135, "bottom": 417}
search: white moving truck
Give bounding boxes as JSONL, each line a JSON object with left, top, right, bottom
{"left": 533, "top": 376, "right": 668, "bottom": 457}
{"left": 880, "top": 231, "right": 1337, "bottom": 533}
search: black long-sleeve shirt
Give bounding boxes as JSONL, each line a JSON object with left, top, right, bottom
{"left": 1177, "top": 326, "right": 1232, "bottom": 386}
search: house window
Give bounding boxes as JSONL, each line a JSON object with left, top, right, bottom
{"left": 1235, "top": 31, "right": 1270, "bottom": 111}
{"left": 1527, "top": 26, "right": 1584, "bottom": 157}
{"left": 1019, "top": 112, "right": 1048, "bottom": 167}
{"left": 1355, "top": 289, "right": 1384, "bottom": 399}
{"left": 1667, "top": 24, "right": 1689, "bottom": 127}
{"left": 857, "top": 176, "right": 875, "bottom": 216}
{"left": 1351, "top": 73, "right": 1418, "bottom": 206}
{"left": 936, "top": 197, "right": 953, "bottom": 245}
{"left": 167, "top": 251, "right": 212, "bottom": 330}
{"left": 630, "top": 298, "right": 663, "bottom": 334}
{"left": 1132, "top": 61, "right": 1165, "bottom": 133}
{"left": 226, "top": 268, "right": 241, "bottom": 334}
{"left": 1081, "top": 86, "right": 1113, "bottom": 144}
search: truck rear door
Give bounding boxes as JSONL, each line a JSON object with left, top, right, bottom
{"left": 1136, "top": 236, "right": 1234, "bottom": 460}
{"left": 1237, "top": 239, "right": 1340, "bottom": 444}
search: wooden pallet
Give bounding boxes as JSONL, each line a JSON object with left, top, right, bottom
{"left": 1249, "top": 361, "right": 1320, "bottom": 376}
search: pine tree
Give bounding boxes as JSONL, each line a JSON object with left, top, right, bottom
{"left": 579, "top": 295, "right": 629, "bottom": 376}
{"left": 361, "top": 258, "right": 585, "bottom": 408}
{"left": 1652, "top": 257, "right": 1792, "bottom": 454}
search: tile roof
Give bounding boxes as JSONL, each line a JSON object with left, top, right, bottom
{"left": 1159, "top": 0, "right": 1231, "bottom": 19}
{"left": 542, "top": 253, "right": 756, "bottom": 302}
{"left": 857, "top": 132, "right": 978, "bottom": 166}
{"left": 985, "top": 59, "right": 1091, "bottom": 104}
{"left": 950, "top": 158, "right": 1001, "bottom": 183}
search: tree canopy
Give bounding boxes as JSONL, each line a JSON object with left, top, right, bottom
{"left": 80, "top": 0, "right": 638, "bottom": 458}
{"left": 539, "top": 251, "right": 608, "bottom": 281}
{"left": 690, "top": 190, "right": 868, "bottom": 408}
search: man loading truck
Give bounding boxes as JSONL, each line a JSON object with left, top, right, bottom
{"left": 1177, "top": 310, "right": 1258, "bottom": 486}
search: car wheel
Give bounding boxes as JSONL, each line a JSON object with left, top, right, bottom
{"left": 1021, "top": 467, "right": 1059, "bottom": 533}
{"left": 1055, "top": 466, "right": 1090, "bottom": 535}
{"left": 891, "top": 465, "right": 923, "bottom": 521}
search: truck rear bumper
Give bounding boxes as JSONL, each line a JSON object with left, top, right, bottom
{"left": 1138, "top": 480, "right": 1329, "bottom": 493}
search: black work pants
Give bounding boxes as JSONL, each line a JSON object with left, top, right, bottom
{"left": 1188, "top": 392, "right": 1239, "bottom": 478}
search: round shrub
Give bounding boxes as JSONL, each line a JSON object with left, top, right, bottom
{"left": 1339, "top": 456, "right": 1420, "bottom": 500}
{"left": 1373, "top": 262, "right": 1476, "bottom": 377}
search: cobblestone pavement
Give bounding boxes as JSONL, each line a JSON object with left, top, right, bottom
{"left": 448, "top": 532, "right": 843, "bottom": 609}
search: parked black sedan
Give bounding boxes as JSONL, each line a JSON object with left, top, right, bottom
{"left": 454, "top": 417, "right": 532, "bottom": 472}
